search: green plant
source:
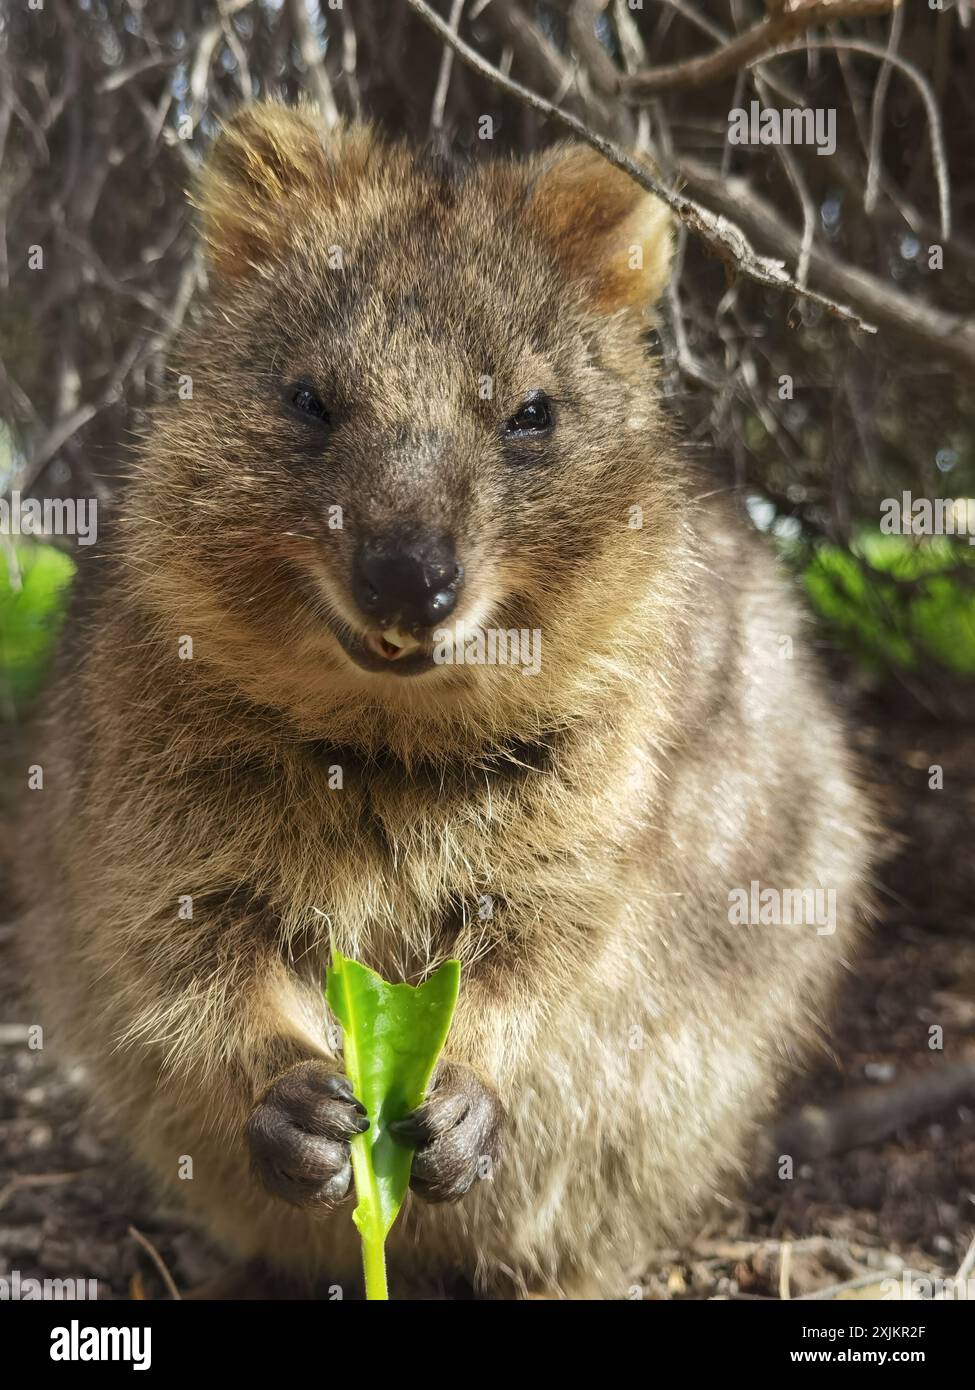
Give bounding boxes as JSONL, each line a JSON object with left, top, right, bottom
{"left": 0, "top": 541, "right": 75, "bottom": 720}
{"left": 325, "top": 950, "right": 461, "bottom": 1300}
{"left": 798, "top": 532, "right": 975, "bottom": 678}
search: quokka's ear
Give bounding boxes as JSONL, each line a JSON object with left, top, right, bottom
{"left": 528, "top": 144, "right": 673, "bottom": 314}
{"left": 194, "top": 102, "right": 337, "bottom": 281}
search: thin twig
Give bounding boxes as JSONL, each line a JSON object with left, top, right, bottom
{"left": 778, "top": 1241, "right": 793, "bottom": 1300}
{"left": 864, "top": 2, "right": 904, "bottom": 215}
{"left": 288, "top": 0, "right": 340, "bottom": 128}
{"left": 752, "top": 69, "right": 816, "bottom": 287}
{"left": 128, "top": 1224, "right": 183, "bottom": 1301}
{"left": 430, "top": 0, "right": 465, "bottom": 132}
{"left": 568, "top": 0, "right": 618, "bottom": 97}
{"left": 956, "top": 1231, "right": 975, "bottom": 1287}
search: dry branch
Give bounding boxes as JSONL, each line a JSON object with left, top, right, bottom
{"left": 682, "top": 157, "right": 975, "bottom": 373}
{"left": 406, "top": 0, "right": 880, "bottom": 333}
{"left": 623, "top": 0, "right": 901, "bottom": 97}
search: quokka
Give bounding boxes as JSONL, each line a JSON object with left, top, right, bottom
{"left": 18, "top": 103, "right": 871, "bottom": 1298}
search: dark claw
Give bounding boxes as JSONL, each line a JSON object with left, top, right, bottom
{"left": 246, "top": 1060, "right": 367, "bottom": 1209}
{"left": 388, "top": 1113, "right": 426, "bottom": 1147}
{"left": 391, "top": 1063, "right": 502, "bottom": 1205}
{"left": 312, "top": 1071, "right": 367, "bottom": 1115}
{"left": 389, "top": 1088, "right": 468, "bottom": 1147}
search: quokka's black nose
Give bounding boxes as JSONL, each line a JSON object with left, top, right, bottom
{"left": 352, "top": 533, "right": 463, "bottom": 629}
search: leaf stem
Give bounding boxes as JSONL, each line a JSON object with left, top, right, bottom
{"left": 348, "top": 1135, "right": 389, "bottom": 1301}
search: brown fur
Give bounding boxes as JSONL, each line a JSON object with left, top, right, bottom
{"left": 17, "top": 104, "right": 872, "bottom": 1298}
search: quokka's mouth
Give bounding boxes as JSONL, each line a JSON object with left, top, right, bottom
{"left": 327, "top": 617, "right": 439, "bottom": 677}
{"left": 363, "top": 626, "right": 424, "bottom": 661}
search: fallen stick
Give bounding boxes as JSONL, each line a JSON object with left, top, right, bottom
{"left": 769, "top": 1055, "right": 975, "bottom": 1161}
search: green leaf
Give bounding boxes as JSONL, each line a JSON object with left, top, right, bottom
{"left": 325, "top": 950, "right": 461, "bottom": 1300}
{"left": 0, "top": 541, "right": 75, "bottom": 720}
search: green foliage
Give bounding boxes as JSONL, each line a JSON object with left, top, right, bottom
{"left": 801, "top": 532, "right": 975, "bottom": 678}
{"left": 0, "top": 541, "right": 75, "bottom": 720}
{"left": 325, "top": 951, "right": 461, "bottom": 1300}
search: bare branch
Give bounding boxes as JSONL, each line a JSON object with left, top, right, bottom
{"left": 752, "top": 36, "right": 952, "bottom": 240}
{"left": 864, "top": 2, "right": 904, "bottom": 215}
{"left": 477, "top": 0, "right": 620, "bottom": 132}
{"left": 430, "top": 0, "right": 465, "bottom": 132}
{"left": 752, "top": 69, "right": 816, "bottom": 286}
{"left": 289, "top": 0, "right": 340, "bottom": 128}
{"left": 405, "top": 0, "right": 880, "bottom": 333}
{"left": 682, "top": 157, "right": 975, "bottom": 373}
{"left": 623, "top": 0, "right": 901, "bottom": 97}
{"left": 568, "top": 0, "right": 619, "bottom": 97}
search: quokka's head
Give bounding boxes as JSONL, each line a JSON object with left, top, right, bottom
{"left": 134, "top": 103, "right": 687, "bottom": 735}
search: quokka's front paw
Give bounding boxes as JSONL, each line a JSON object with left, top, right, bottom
{"left": 246, "top": 1060, "right": 368, "bottom": 1209}
{"left": 389, "top": 1062, "right": 502, "bottom": 1203}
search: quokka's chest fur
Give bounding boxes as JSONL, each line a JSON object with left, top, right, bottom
{"left": 174, "top": 712, "right": 648, "bottom": 994}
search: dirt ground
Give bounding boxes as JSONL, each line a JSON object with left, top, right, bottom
{"left": 1, "top": 700, "right": 973, "bottom": 1300}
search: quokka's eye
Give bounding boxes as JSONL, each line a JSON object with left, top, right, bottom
{"left": 504, "top": 392, "right": 554, "bottom": 437}
{"left": 288, "top": 383, "right": 331, "bottom": 425}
